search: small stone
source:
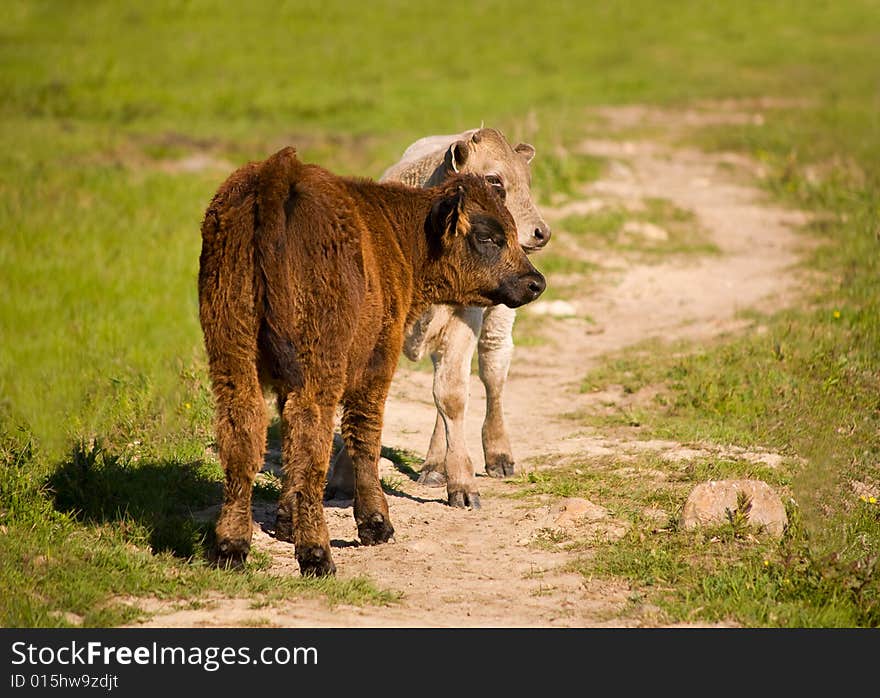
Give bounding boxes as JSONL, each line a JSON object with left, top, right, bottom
{"left": 48, "top": 611, "right": 84, "bottom": 626}
{"left": 621, "top": 220, "right": 669, "bottom": 242}
{"left": 641, "top": 507, "right": 668, "bottom": 522}
{"left": 528, "top": 300, "right": 578, "bottom": 317}
{"left": 681, "top": 479, "right": 788, "bottom": 537}
{"left": 553, "top": 497, "right": 608, "bottom": 528}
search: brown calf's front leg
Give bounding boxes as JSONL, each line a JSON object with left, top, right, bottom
{"left": 342, "top": 374, "right": 396, "bottom": 546}
{"left": 478, "top": 304, "right": 517, "bottom": 478}
{"left": 275, "top": 393, "right": 339, "bottom": 577}
{"left": 212, "top": 362, "right": 268, "bottom": 568}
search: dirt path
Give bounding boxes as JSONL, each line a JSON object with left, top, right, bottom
{"left": 131, "top": 105, "right": 811, "bottom": 627}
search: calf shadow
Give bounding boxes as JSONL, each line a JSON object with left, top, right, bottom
{"left": 47, "top": 440, "right": 223, "bottom": 560}
{"left": 48, "top": 425, "right": 439, "bottom": 562}
{"left": 266, "top": 420, "right": 445, "bottom": 506}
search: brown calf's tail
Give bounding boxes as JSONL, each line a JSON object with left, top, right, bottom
{"left": 197, "top": 147, "right": 302, "bottom": 367}
{"left": 252, "top": 147, "right": 308, "bottom": 390}
{"left": 198, "top": 159, "right": 262, "bottom": 364}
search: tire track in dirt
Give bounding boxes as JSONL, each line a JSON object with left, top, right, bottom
{"left": 130, "top": 106, "right": 813, "bottom": 628}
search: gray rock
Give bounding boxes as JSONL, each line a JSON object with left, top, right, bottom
{"left": 681, "top": 479, "right": 788, "bottom": 537}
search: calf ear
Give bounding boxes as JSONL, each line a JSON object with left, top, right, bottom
{"left": 430, "top": 184, "right": 470, "bottom": 240}
{"left": 514, "top": 142, "right": 536, "bottom": 164}
{"left": 444, "top": 140, "right": 470, "bottom": 174}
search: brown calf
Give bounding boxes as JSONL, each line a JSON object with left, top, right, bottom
{"left": 198, "top": 146, "right": 545, "bottom": 576}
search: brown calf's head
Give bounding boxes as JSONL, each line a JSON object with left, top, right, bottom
{"left": 443, "top": 127, "right": 550, "bottom": 252}
{"left": 427, "top": 173, "right": 545, "bottom": 309}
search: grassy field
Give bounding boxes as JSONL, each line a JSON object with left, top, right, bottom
{"left": 1, "top": 1, "right": 879, "bottom": 626}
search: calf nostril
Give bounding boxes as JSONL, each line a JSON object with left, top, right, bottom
{"left": 533, "top": 226, "right": 551, "bottom": 244}
{"left": 527, "top": 276, "right": 546, "bottom": 296}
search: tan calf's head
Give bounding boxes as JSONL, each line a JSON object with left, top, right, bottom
{"left": 426, "top": 174, "right": 545, "bottom": 309}
{"left": 441, "top": 128, "right": 550, "bottom": 252}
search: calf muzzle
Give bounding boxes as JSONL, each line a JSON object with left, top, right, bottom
{"left": 522, "top": 223, "right": 552, "bottom": 252}
{"left": 491, "top": 270, "right": 546, "bottom": 308}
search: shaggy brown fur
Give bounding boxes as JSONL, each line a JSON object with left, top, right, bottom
{"left": 198, "top": 146, "right": 544, "bottom": 575}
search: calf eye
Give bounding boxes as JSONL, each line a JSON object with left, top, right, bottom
{"left": 469, "top": 214, "right": 507, "bottom": 252}
{"left": 486, "top": 174, "right": 506, "bottom": 201}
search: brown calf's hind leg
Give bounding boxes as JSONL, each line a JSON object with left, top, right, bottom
{"left": 275, "top": 393, "right": 340, "bottom": 577}
{"left": 212, "top": 363, "right": 268, "bottom": 568}
{"left": 479, "top": 305, "right": 516, "bottom": 478}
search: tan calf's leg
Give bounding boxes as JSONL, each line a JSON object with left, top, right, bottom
{"left": 478, "top": 304, "right": 517, "bottom": 478}
{"left": 417, "top": 411, "right": 448, "bottom": 486}
{"left": 212, "top": 360, "right": 268, "bottom": 568}
{"left": 324, "top": 433, "right": 356, "bottom": 500}
{"left": 275, "top": 390, "right": 341, "bottom": 577}
{"left": 430, "top": 307, "right": 483, "bottom": 508}
{"left": 412, "top": 305, "right": 460, "bottom": 486}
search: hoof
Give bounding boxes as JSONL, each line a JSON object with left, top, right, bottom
{"left": 357, "top": 512, "right": 395, "bottom": 546}
{"left": 418, "top": 469, "right": 447, "bottom": 487}
{"left": 274, "top": 507, "right": 294, "bottom": 543}
{"left": 296, "top": 546, "right": 336, "bottom": 577}
{"left": 448, "top": 490, "right": 481, "bottom": 510}
{"left": 485, "top": 454, "right": 515, "bottom": 478}
{"left": 213, "top": 537, "right": 250, "bottom": 569}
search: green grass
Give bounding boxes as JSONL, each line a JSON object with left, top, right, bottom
{"left": 380, "top": 445, "right": 423, "bottom": 481}
{"left": 2, "top": 0, "right": 879, "bottom": 626}
{"left": 533, "top": 252, "right": 599, "bottom": 278}
{"left": 559, "top": 197, "right": 720, "bottom": 259}
{"left": 532, "top": 152, "right": 607, "bottom": 204}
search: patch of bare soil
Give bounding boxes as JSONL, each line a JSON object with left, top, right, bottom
{"left": 129, "top": 104, "right": 814, "bottom": 628}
